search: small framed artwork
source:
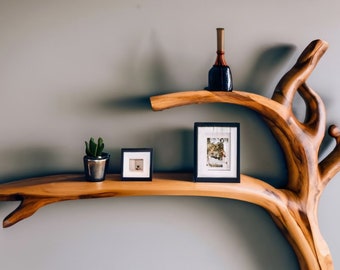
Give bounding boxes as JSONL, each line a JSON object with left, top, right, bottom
{"left": 121, "top": 148, "right": 153, "bottom": 181}
{"left": 194, "top": 122, "right": 240, "bottom": 183}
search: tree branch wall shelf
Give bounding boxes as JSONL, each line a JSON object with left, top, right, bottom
{"left": 0, "top": 39, "right": 339, "bottom": 270}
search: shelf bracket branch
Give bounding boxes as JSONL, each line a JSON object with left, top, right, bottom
{"left": 3, "top": 197, "right": 61, "bottom": 228}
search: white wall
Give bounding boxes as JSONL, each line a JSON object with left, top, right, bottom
{"left": 0, "top": 1, "right": 339, "bottom": 269}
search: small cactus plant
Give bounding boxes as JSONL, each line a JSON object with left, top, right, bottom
{"left": 85, "top": 137, "right": 105, "bottom": 158}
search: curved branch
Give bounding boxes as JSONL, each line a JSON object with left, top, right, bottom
{"left": 297, "top": 83, "right": 326, "bottom": 137}
{"left": 271, "top": 40, "right": 328, "bottom": 153}
{"left": 272, "top": 39, "right": 329, "bottom": 108}
{"left": 319, "top": 125, "right": 340, "bottom": 185}
{"left": 150, "top": 90, "right": 286, "bottom": 117}
{"left": 3, "top": 197, "right": 61, "bottom": 228}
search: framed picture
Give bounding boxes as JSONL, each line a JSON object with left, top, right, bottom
{"left": 121, "top": 148, "right": 153, "bottom": 181}
{"left": 194, "top": 122, "right": 240, "bottom": 182}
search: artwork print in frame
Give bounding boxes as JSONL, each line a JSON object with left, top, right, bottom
{"left": 121, "top": 148, "right": 153, "bottom": 181}
{"left": 194, "top": 122, "right": 240, "bottom": 183}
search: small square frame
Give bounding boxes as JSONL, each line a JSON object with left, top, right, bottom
{"left": 121, "top": 148, "right": 153, "bottom": 181}
{"left": 194, "top": 122, "right": 240, "bottom": 182}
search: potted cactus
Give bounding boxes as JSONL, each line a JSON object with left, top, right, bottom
{"left": 83, "top": 137, "right": 110, "bottom": 182}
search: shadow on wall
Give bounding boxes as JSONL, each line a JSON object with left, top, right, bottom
{"left": 75, "top": 30, "right": 180, "bottom": 115}
{"left": 94, "top": 44, "right": 297, "bottom": 113}
{"left": 240, "top": 44, "right": 296, "bottom": 95}
{"left": 106, "top": 128, "right": 194, "bottom": 174}
{"left": 151, "top": 128, "right": 194, "bottom": 172}
{"left": 0, "top": 146, "right": 70, "bottom": 183}
{"left": 217, "top": 198, "right": 299, "bottom": 270}
{"left": 100, "top": 95, "right": 152, "bottom": 112}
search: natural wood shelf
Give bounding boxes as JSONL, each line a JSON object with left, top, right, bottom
{"left": 0, "top": 39, "right": 339, "bottom": 270}
{"left": 0, "top": 172, "right": 277, "bottom": 227}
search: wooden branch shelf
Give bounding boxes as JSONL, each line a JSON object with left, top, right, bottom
{"left": 0, "top": 172, "right": 277, "bottom": 227}
{"left": 0, "top": 39, "right": 339, "bottom": 270}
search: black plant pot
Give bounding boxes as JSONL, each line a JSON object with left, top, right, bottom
{"left": 83, "top": 153, "right": 110, "bottom": 182}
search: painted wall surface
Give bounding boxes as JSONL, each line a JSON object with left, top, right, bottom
{"left": 0, "top": 1, "right": 339, "bottom": 269}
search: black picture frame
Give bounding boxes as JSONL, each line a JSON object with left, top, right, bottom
{"left": 194, "top": 122, "right": 240, "bottom": 182}
{"left": 121, "top": 148, "right": 153, "bottom": 181}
